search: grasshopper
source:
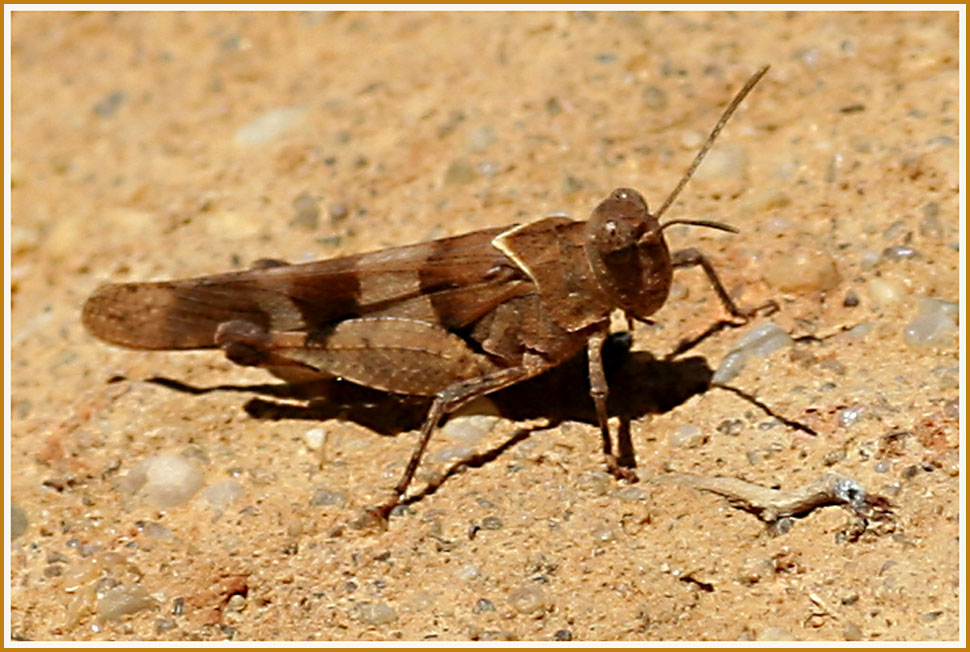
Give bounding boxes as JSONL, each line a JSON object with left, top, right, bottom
{"left": 83, "top": 66, "right": 773, "bottom": 520}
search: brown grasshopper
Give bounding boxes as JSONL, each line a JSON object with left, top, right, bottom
{"left": 83, "top": 66, "right": 773, "bottom": 520}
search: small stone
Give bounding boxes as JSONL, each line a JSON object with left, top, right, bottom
{"left": 310, "top": 488, "right": 347, "bottom": 507}
{"left": 553, "top": 629, "right": 573, "bottom": 641}
{"left": 904, "top": 298, "right": 958, "bottom": 348}
{"left": 478, "top": 630, "right": 516, "bottom": 641}
{"left": 97, "top": 584, "right": 157, "bottom": 622}
{"left": 234, "top": 107, "right": 307, "bottom": 146}
{"left": 353, "top": 601, "right": 398, "bottom": 626}
{"left": 919, "top": 204, "right": 944, "bottom": 239}
{"left": 122, "top": 455, "right": 205, "bottom": 509}
{"left": 304, "top": 427, "right": 327, "bottom": 450}
{"left": 199, "top": 481, "right": 244, "bottom": 512}
{"left": 473, "top": 598, "right": 495, "bottom": 614}
{"left": 465, "top": 126, "right": 497, "bottom": 153}
{"left": 717, "top": 419, "right": 745, "bottom": 436}
{"left": 441, "top": 406, "right": 500, "bottom": 446}
{"left": 642, "top": 85, "right": 668, "bottom": 111}
{"left": 93, "top": 90, "right": 125, "bottom": 118}
{"left": 155, "top": 618, "right": 177, "bottom": 633}
{"left": 291, "top": 192, "right": 320, "bottom": 230}
{"left": 943, "top": 399, "right": 958, "bottom": 420}
{"left": 509, "top": 585, "right": 547, "bottom": 615}
{"left": 757, "top": 625, "right": 797, "bottom": 641}
{"left": 614, "top": 486, "right": 648, "bottom": 502}
{"left": 711, "top": 351, "right": 747, "bottom": 385}
{"left": 669, "top": 424, "right": 707, "bottom": 448}
{"left": 456, "top": 565, "right": 481, "bottom": 581}
{"left": 443, "top": 158, "right": 478, "bottom": 185}
{"left": 843, "top": 622, "right": 864, "bottom": 641}
{"left": 593, "top": 527, "right": 616, "bottom": 543}
{"left": 867, "top": 278, "right": 906, "bottom": 307}
{"left": 765, "top": 243, "right": 840, "bottom": 294}
{"left": 10, "top": 503, "right": 27, "bottom": 540}
{"left": 882, "top": 244, "right": 920, "bottom": 261}
{"left": 843, "top": 290, "right": 860, "bottom": 307}
{"left": 712, "top": 321, "right": 793, "bottom": 384}
{"left": 226, "top": 594, "right": 246, "bottom": 612}
{"left": 140, "top": 521, "right": 174, "bottom": 540}
{"left": 881, "top": 220, "right": 908, "bottom": 241}
{"left": 481, "top": 516, "right": 503, "bottom": 530}
{"left": 329, "top": 203, "right": 349, "bottom": 224}
{"left": 839, "top": 406, "right": 865, "bottom": 428}
{"left": 576, "top": 470, "right": 612, "bottom": 496}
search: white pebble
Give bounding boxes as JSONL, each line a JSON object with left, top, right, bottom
{"left": 427, "top": 443, "right": 474, "bottom": 465}
{"left": 839, "top": 406, "right": 865, "bottom": 428}
{"left": 199, "top": 481, "right": 244, "bottom": 512}
{"left": 441, "top": 401, "right": 500, "bottom": 446}
{"left": 456, "top": 564, "right": 481, "bottom": 581}
{"left": 904, "top": 298, "right": 958, "bottom": 348}
{"left": 234, "top": 106, "right": 307, "bottom": 146}
{"left": 867, "top": 277, "right": 906, "bottom": 307}
{"left": 465, "top": 125, "right": 497, "bottom": 153}
{"left": 354, "top": 601, "right": 398, "bottom": 626}
{"left": 304, "top": 427, "right": 327, "bottom": 451}
{"left": 764, "top": 245, "right": 840, "bottom": 294}
{"left": 735, "top": 321, "right": 793, "bottom": 358}
{"left": 669, "top": 424, "right": 707, "bottom": 448}
{"left": 509, "top": 585, "right": 548, "bottom": 615}
{"left": 97, "top": 585, "right": 157, "bottom": 622}
{"left": 711, "top": 351, "right": 747, "bottom": 385}
{"left": 712, "top": 321, "right": 793, "bottom": 384}
{"left": 123, "top": 455, "right": 205, "bottom": 509}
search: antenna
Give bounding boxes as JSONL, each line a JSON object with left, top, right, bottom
{"left": 655, "top": 65, "right": 770, "bottom": 221}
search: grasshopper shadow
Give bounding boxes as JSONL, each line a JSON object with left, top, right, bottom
{"left": 147, "top": 333, "right": 714, "bottom": 466}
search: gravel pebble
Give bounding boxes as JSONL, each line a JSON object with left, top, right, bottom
{"left": 443, "top": 158, "right": 478, "bottom": 185}
{"left": 442, "top": 408, "right": 500, "bottom": 446}
{"left": 291, "top": 192, "right": 320, "bottom": 230}
{"left": 764, "top": 242, "right": 840, "bottom": 294}
{"left": 353, "top": 601, "right": 398, "bottom": 626}
{"left": 304, "top": 427, "right": 327, "bottom": 450}
{"left": 904, "top": 298, "right": 958, "bottom": 348}
{"left": 882, "top": 244, "right": 920, "bottom": 261}
{"left": 456, "top": 565, "right": 481, "bottom": 581}
{"left": 839, "top": 406, "right": 866, "bottom": 428}
{"left": 712, "top": 321, "right": 793, "bottom": 384}
{"left": 757, "top": 625, "right": 797, "bottom": 641}
{"left": 10, "top": 503, "right": 27, "bottom": 540}
{"left": 121, "top": 455, "right": 205, "bottom": 509}
{"left": 669, "top": 424, "right": 707, "bottom": 448}
{"left": 97, "top": 584, "right": 157, "bottom": 622}
{"left": 509, "top": 585, "right": 547, "bottom": 614}
{"left": 310, "top": 488, "right": 348, "bottom": 507}
{"left": 199, "top": 481, "right": 244, "bottom": 512}
{"left": 614, "top": 486, "right": 648, "bottom": 502}
{"left": 465, "top": 125, "right": 497, "bottom": 153}
{"left": 867, "top": 277, "right": 906, "bottom": 307}
{"left": 234, "top": 106, "right": 307, "bottom": 146}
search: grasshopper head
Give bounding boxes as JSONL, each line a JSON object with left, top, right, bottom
{"left": 584, "top": 188, "right": 672, "bottom": 319}
{"left": 585, "top": 187, "right": 740, "bottom": 320}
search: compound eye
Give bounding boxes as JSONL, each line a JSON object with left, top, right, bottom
{"left": 598, "top": 217, "right": 641, "bottom": 252}
{"left": 609, "top": 188, "right": 648, "bottom": 212}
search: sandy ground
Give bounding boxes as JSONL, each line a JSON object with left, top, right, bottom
{"left": 8, "top": 11, "right": 961, "bottom": 642}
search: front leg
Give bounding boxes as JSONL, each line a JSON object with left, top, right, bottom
{"left": 587, "top": 330, "right": 638, "bottom": 482}
{"left": 671, "top": 247, "right": 777, "bottom": 319}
